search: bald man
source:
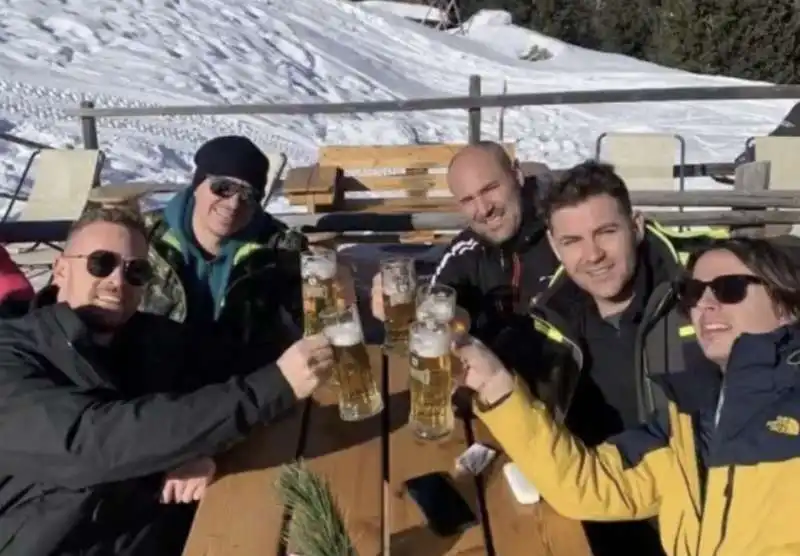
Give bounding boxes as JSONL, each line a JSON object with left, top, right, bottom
{"left": 0, "top": 206, "right": 334, "bottom": 555}
{"left": 373, "top": 141, "right": 558, "bottom": 345}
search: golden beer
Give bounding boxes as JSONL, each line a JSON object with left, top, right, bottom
{"left": 408, "top": 320, "right": 454, "bottom": 439}
{"left": 321, "top": 305, "right": 383, "bottom": 422}
{"left": 381, "top": 257, "right": 416, "bottom": 353}
{"left": 301, "top": 248, "right": 337, "bottom": 336}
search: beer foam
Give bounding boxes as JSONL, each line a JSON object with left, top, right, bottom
{"left": 416, "top": 299, "right": 454, "bottom": 322}
{"left": 324, "top": 321, "right": 362, "bottom": 347}
{"left": 410, "top": 328, "right": 450, "bottom": 358}
{"left": 302, "top": 258, "right": 336, "bottom": 280}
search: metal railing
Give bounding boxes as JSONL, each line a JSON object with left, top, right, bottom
{"left": 2, "top": 76, "right": 800, "bottom": 244}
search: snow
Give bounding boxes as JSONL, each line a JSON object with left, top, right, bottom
{"left": 0, "top": 0, "right": 796, "bottom": 221}
{"left": 359, "top": 1, "right": 446, "bottom": 22}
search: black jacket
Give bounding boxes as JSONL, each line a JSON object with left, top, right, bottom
{"left": 0, "top": 297, "right": 297, "bottom": 555}
{"left": 430, "top": 205, "right": 559, "bottom": 345}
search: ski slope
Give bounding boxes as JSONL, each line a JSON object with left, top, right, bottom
{"left": 0, "top": 0, "right": 795, "bottom": 215}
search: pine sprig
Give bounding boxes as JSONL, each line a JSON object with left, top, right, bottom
{"left": 276, "top": 461, "right": 356, "bottom": 556}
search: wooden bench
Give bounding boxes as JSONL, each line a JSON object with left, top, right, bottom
{"left": 283, "top": 143, "right": 517, "bottom": 214}
{"left": 282, "top": 143, "right": 516, "bottom": 245}
{"left": 182, "top": 344, "right": 591, "bottom": 556}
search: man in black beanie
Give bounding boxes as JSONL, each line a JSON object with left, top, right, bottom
{"left": 140, "top": 136, "right": 309, "bottom": 379}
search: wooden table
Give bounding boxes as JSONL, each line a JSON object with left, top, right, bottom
{"left": 182, "top": 345, "right": 592, "bottom": 556}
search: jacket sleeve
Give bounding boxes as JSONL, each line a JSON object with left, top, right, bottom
{"left": 430, "top": 234, "right": 483, "bottom": 326}
{"left": 477, "top": 384, "right": 670, "bottom": 521}
{"left": 0, "top": 339, "right": 298, "bottom": 491}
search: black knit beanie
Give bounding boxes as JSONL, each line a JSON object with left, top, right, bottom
{"left": 190, "top": 136, "right": 269, "bottom": 198}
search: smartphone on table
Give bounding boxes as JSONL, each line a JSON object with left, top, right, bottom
{"left": 403, "top": 471, "right": 478, "bottom": 537}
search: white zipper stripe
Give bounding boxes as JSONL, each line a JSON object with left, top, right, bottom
{"left": 431, "top": 238, "right": 479, "bottom": 284}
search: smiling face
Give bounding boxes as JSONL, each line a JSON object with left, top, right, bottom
{"left": 547, "top": 193, "right": 644, "bottom": 315}
{"left": 447, "top": 148, "right": 523, "bottom": 245}
{"left": 193, "top": 176, "right": 257, "bottom": 239}
{"left": 687, "top": 248, "right": 792, "bottom": 368}
{"left": 52, "top": 220, "right": 149, "bottom": 333}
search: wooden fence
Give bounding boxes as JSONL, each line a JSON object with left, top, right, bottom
{"left": 3, "top": 75, "right": 800, "bottom": 243}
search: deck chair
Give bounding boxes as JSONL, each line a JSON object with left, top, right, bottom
{"left": 596, "top": 132, "right": 686, "bottom": 191}
{"left": 747, "top": 136, "right": 800, "bottom": 191}
{"left": 262, "top": 150, "right": 288, "bottom": 209}
{"left": 2, "top": 148, "right": 103, "bottom": 266}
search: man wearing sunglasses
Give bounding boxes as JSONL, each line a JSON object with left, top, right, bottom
{"left": 142, "top": 135, "right": 309, "bottom": 374}
{"left": 0, "top": 207, "right": 335, "bottom": 555}
{"left": 454, "top": 237, "right": 800, "bottom": 556}
{"left": 492, "top": 161, "right": 730, "bottom": 555}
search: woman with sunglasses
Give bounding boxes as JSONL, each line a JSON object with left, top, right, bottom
{"left": 454, "top": 237, "right": 800, "bottom": 556}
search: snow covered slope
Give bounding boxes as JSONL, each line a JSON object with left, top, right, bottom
{"left": 0, "top": 0, "right": 795, "bottom": 214}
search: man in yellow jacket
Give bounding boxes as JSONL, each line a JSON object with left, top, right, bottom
{"left": 455, "top": 237, "right": 800, "bottom": 556}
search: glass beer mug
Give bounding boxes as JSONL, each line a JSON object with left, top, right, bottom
{"left": 415, "top": 283, "right": 456, "bottom": 325}
{"left": 408, "top": 320, "right": 454, "bottom": 439}
{"left": 381, "top": 257, "right": 416, "bottom": 353}
{"left": 320, "top": 304, "right": 384, "bottom": 422}
{"left": 301, "top": 247, "right": 338, "bottom": 336}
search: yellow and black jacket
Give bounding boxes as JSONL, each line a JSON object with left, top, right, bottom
{"left": 477, "top": 323, "right": 800, "bottom": 556}
{"left": 500, "top": 222, "right": 726, "bottom": 425}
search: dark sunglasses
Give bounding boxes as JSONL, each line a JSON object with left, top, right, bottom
{"left": 63, "top": 250, "right": 153, "bottom": 287}
{"left": 208, "top": 176, "right": 260, "bottom": 203}
{"left": 677, "top": 274, "right": 765, "bottom": 311}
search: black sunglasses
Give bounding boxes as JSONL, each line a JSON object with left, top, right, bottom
{"left": 677, "top": 274, "right": 765, "bottom": 311}
{"left": 208, "top": 176, "right": 260, "bottom": 203}
{"left": 63, "top": 250, "right": 153, "bottom": 287}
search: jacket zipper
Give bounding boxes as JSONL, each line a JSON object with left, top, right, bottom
{"left": 696, "top": 391, "right": 736, "bottom": 556}
{"left": 712, "top": 467, "right": 735, "bottom": 555}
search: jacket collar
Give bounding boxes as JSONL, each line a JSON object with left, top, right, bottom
{"left": 651, "top": 325, "right": 800, "bottom": 415}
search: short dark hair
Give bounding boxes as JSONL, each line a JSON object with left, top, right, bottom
{"left": 66, "top": 205, "right": 148, "bottom": 249}
{"left": 686, "top": 237, "right": 800, "bottom": 318}
{"left": 539, "top": 160, "right": 632, "bottom": 226}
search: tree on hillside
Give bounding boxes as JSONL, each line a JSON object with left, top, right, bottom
{"left": 709, "top": 0, "right": 800, "bottom": 83}
{"left": 651, "top": 0, "right": 800, "bottom": 83}
{"left": 649, "top": 0, "right": 722, "bottom": 73}
{"left": 528, "top": 0, "right": 598, "bottom": 49}
{"left": 593, "top": 0, "right": 657, "bottom": 60}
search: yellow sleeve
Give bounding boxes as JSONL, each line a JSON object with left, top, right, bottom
{"left": 477, "top": 385, "right": 670, "bottom": 521}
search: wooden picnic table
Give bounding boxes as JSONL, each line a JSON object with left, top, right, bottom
{"left": 182, "top": 345, "right": 592, "bottom": 556}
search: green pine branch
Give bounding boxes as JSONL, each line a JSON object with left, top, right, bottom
{"left": 276, "top": 461, "right": 357, "bottom": 556}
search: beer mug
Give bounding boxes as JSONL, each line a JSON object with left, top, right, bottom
{"left": 415, "top": 283, "right": 456, "bottom": 324}
{"left": 408, "top": 320, "right": 454, "bottom": 439}
{"left": 301, "top": 247, "right": 338, "bottom": 336}
{"left": 320, "top": 304, "right": 384, "bottom": 422}
{"left": 381, "top": 257, "right": 416, "bottom": 353}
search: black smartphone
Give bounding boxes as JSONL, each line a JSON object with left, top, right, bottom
{"left": 403, "top": 471, "right": 478, "bottom": 537}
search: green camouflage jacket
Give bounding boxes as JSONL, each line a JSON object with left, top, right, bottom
{"left": 139, "top": 210, "right": 308, "bottom": 367}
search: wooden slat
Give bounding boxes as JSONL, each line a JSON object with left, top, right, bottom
{"left": 342, "top": 197, "right": 454, "bottom": 213}
{"left": 319, "top": 143, "right": 516, "bottom": 170}
{"left": 386, "top": 352, "right": 486, "bottom": 555}
{"left": 283, "top": 165, "right": 339, "bottom": 195}
{"left": 182, "top": 406, "right": 308, "bottom": 556}
{"left": 291, "top": 347, "right": 384, "bottom": 556}
{"left": 342, "top": 172, "right": 448, "bottom": 192}
{"left": 471, "top": 421, "right": 593, "bottom": 556}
